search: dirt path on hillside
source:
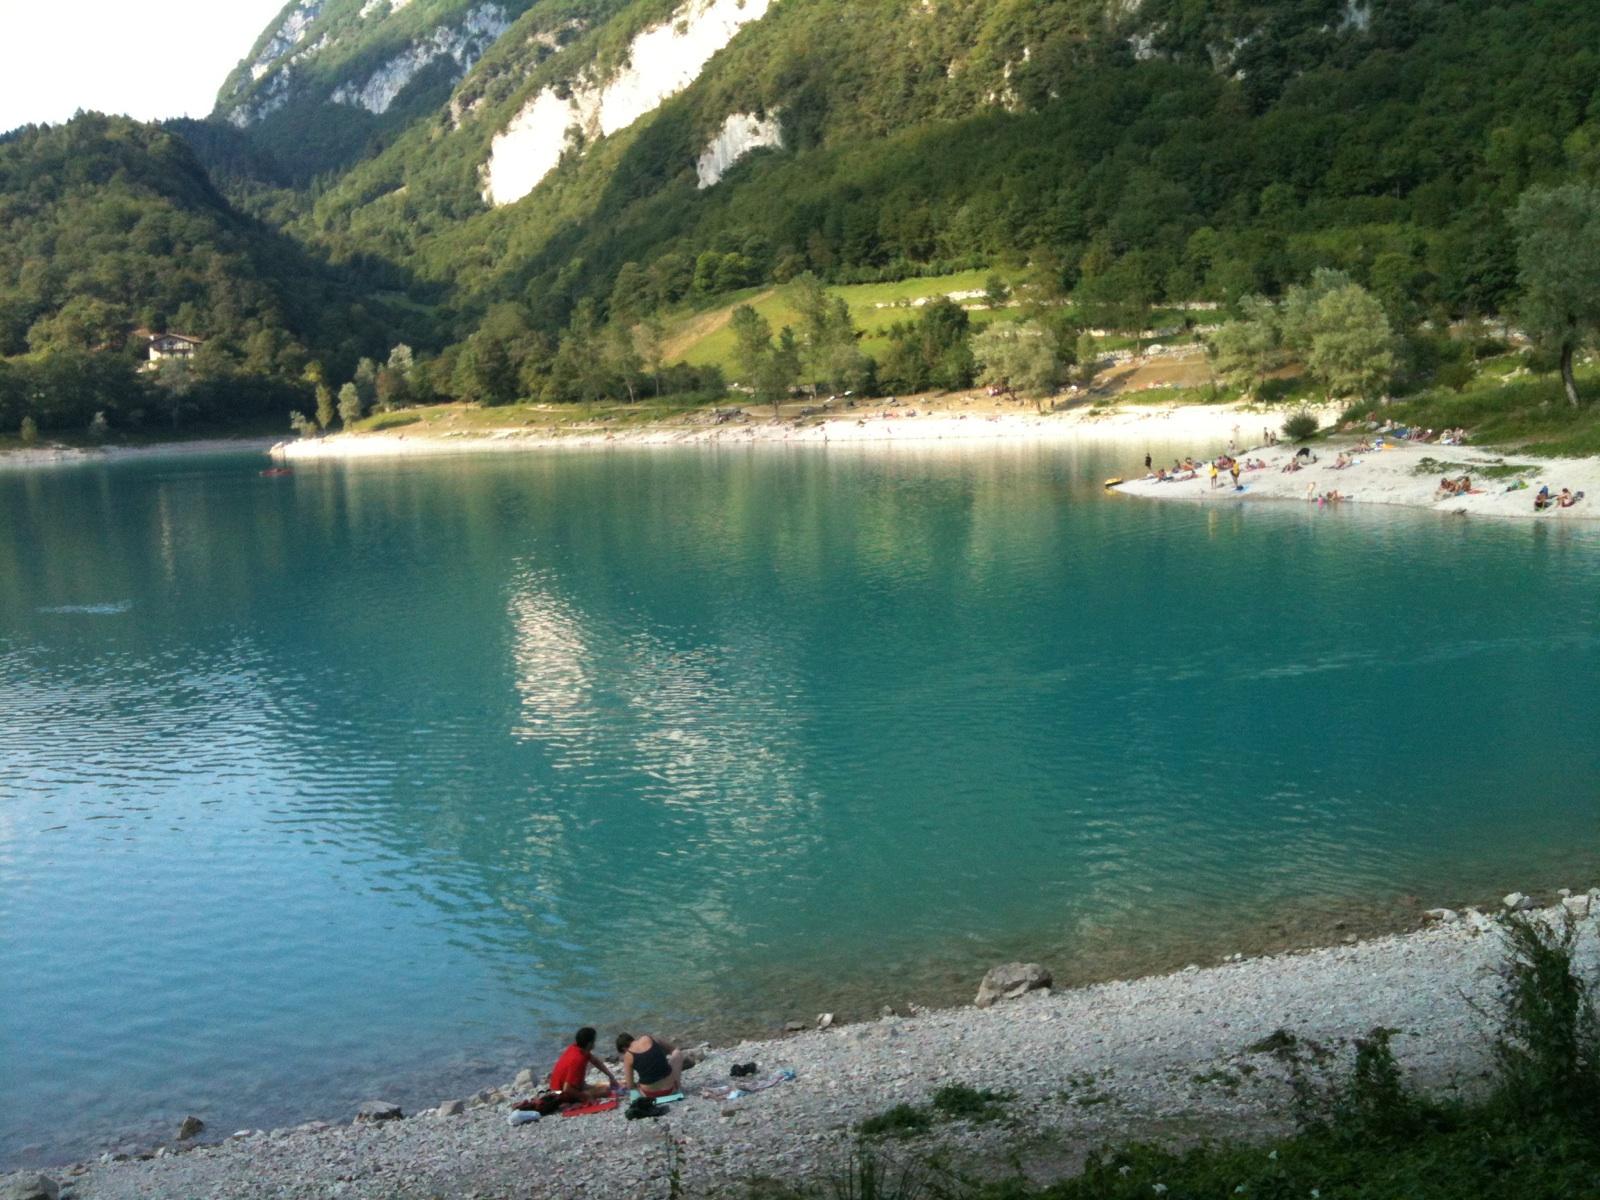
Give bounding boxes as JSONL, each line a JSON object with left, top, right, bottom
{"left": 660, "top": 289, "right": 776, "bottom": 361}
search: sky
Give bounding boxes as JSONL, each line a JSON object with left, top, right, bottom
{"left": 0, "top": 0, "right": 290, "bottom": 133}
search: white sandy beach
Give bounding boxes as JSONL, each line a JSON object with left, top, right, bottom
{"left": 1115, "top": 436, "right": 1600, "bottom": 522}
{"left": 16, "top": 896, "right": 1593, "bottom": 1200}
{"left": 269, "top": 400, "right": 1312, "bottom": 460}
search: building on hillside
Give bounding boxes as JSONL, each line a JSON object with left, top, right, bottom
{"left": 136, "top": 330, "right": 205, "bottom": 369}
{"left": 149, "top": 332, "right": 204, "bottom": 362}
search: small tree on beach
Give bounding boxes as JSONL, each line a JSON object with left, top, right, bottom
{"left": 288, "top": 410, "right": 315, "bottom": 438}
{"left": 337, "top": 382, "right": 363, "bottom": 428}
{"left": 314, "top": 383, "right": 335, "bottom": 432}
{"left": 973, "top": 320, "right": 1060, "bottom": 411}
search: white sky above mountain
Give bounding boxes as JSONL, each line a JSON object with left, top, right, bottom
{"left": 0, "top": 1, "right": 287, "bottom": 133}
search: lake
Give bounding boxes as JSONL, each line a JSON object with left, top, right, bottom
{"left": 2, "top": 442, "right": 1598, "bottom": 1166}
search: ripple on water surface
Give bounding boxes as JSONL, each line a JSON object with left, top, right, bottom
{"left": 2, "top": 447, "right": 1599, "bottom": 1166}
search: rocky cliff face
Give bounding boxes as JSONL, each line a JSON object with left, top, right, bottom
{"left": 481, "top": 0, "right": 774, "bottom": 207}
{"left": 213, "top": 0, "right": 534, "bottom": 165}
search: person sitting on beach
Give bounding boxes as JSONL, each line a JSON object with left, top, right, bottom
{"left": 1535, "top": 485, "right": 1553, "bottom": 510}
{"left": 617, "top": 1032, "right": 684, "bottom": 1099}
{"left": 1333, "top": 452, "right": 1349, "bottom": 469}
{"left": 1559, "top": 487, "right": 1577, "bottom": 508}
{"left": 549, "top": 1026, "right": 620, "bottom": 1105}
{"left": 1439, "top": 476, "right": 1459, "bottom": 496}
{"left": 1282, "top": 457, "right": 1302, "bottom": 473}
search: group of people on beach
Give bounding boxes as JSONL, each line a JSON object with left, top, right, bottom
{"left": 1345, "top": 415, "right": 1468, "bottom": 446}
{"left": 1141, "top": 452, "right": 1263, "bottom": 488}
{"left": 544, "top": 1027, "right": 688, "bottom": 1109}
{"left": 1534, "top": 485, "right": 1581, "bottom": 511}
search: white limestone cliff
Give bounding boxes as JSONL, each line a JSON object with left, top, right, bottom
{"left": 482, "top": 0, "right": 773, "bottom": 207}
{"left": 248, "top": 0, "right": 325, "bottom": 82}
{"left": 695, "top": 111, "right": 782, "bottom": 188}
{"left": 332, "top": 5, "right": 511, "bottom": 115}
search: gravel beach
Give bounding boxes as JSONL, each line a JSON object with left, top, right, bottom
{"left": 25, "top": 897, "right": 1595, "bottom": 1200}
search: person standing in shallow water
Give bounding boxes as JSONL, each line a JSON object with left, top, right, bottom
{"left": 617, "top": 1032, "right": 684, "bottom": 1098}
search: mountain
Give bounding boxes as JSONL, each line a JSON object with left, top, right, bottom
{"left": 235, "top": 0, "right": 1594, "bottom": 333}
{"left": 214, "top": 0, "right": 547, "bottom": 180}
{"left": 6, "top": 0, "right": 1600, "bottom": 432}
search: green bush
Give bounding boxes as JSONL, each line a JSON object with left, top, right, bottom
{"left": 1283, "top": 409, "right": 1320, "bottom": 441}
{"left": 858, "top": 1104, "right": 934, "bottom": 1139}
{"left": 930, "top": 1084, "right": 1013, "bottom": 1123}
{"left": 1493, "top": 912, "right": 1600, "bottom": 1122}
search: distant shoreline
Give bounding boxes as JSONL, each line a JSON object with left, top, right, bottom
{"left": 270, "top": 399, "right": 1303, "bottom": 462}
{"left": 0, "top": 436, "right": 278, "bottom": 469}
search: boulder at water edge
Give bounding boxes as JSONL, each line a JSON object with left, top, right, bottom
{"left": 975, "top": 962, "right": 1053, "bottom": 1008}
{"left": 354, "top": 1101, "right": 403, "bottom": 1123}
{"left": 177, "top": 1115, "right": 204, "bottom": 1141}
{"left": 0, "top": 1174, "right": 59, "bottom": 1200}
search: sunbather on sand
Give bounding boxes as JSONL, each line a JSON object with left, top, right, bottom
{"left": 1559, "top": 488, "right": 1577, "bottom": 508}
{"left": 1535, "top": 485, "right": 1553, "bottom": 511}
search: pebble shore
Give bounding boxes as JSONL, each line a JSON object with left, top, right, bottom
{"left": 16, "top": 894, "right": 1594, "bottom": 1200}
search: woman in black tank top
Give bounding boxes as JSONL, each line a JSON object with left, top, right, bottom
{"left": 617, "top": 1032, "right": 683, "bottom": 1096}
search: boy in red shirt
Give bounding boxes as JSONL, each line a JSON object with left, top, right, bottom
{"left": 549, "top": 1027, "right": 619, "bottom": 1105}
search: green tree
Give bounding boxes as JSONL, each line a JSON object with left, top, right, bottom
{"left": 729, "top": 303, "right": 774, "bottom": 386}
{"left": 1074, "top": 330, "right": 1099, "bottom": 386}
{"left": 604, "top": 322, "right": 644, "bottom": 403}
{"left": 756, "top": 326, "right": 801, "bottom": 416}
{"left": 973, "top": 321, "right": 1060, "bottom": 410}
{"left": 1303, "top": 284, "right": 1396, "bottom": 400}
{"left": 789, "top": 274, "right": 872, "bottom": 395}
{"left": 1207, "top": 295, "right": 1282, "bottom": 398}
{"left": 352, "top": 357, "right": 378, "bottom": 408}
{"left": 1512, "top": 183, "right": 1600, "bottom": 406}
{"left": 984, "top": 274, "right": 1011, "bottom": 310}
{"left": 386, "top": 343, "right": 416, "bottom": 380}
{"left": 610, "top": 261, "right": 649, "bottom": 324}
{"left": 337, "top": 381, "right": 363, "bottom": 427}
{"left": 289, "top": 410, "right": 316, "bottom": 438}
{"left": 314, "top": 382, "right": 335, "bottom": 431}
{"left": 374, "top": 367, "right": 405, "bottom": 412}
{"left": 19, "top": 415, "right": 38, "bottom": 445}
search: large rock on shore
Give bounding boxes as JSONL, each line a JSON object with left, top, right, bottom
{"left": 354, "top": 1101, "right": 403, "bottom": 1124}
{"left": 975, "top": 962, "right": 1052, "bottom": 1008}
{"left": 0, "top": 1174, "right": 59, "bottom": 1200}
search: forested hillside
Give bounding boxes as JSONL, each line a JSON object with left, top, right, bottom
{"left": 0, "top": 116, "right": 396, "bottom": 434}
{"left": 5, "top": 0, "right": 1600, "bottom": 434}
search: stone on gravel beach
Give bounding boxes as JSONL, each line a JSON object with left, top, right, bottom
{"left": 177, "top": 1116, "right": 204, "bottom": 1142}
{"left": 353, "top": 1103, "right": 403, "bottom": 1124}
{"left": 0, "top": 1174, "right": 59, "bottom": 1200}
{"left": 974, "top": 962, "right": 1053, "bottom": 1007}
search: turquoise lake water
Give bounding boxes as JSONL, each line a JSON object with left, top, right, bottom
{"left": 2, "top": 442, "right": 1598, "bottom": 1166}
